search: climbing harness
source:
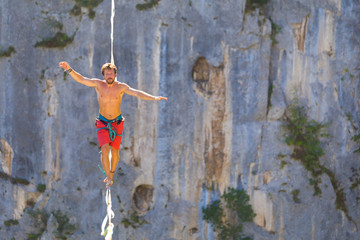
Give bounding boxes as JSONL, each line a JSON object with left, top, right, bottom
{"left": 96, "top": 114, "right": 123, "bottom": 142}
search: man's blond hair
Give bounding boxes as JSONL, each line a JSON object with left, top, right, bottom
{"left": 101, "top": 63, "right": 117, "bottom": 75}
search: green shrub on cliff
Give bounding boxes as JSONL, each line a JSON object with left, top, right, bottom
{"left": 0, "top": 171, "right": 30, "bottom": 185}
{"left": 4, "top": 219, "right": 19, "bottom": 227}
{"left": 26, "top": 209, "right": 76, "bottom": 239}
{"left": 35, "top": 32, "right": 75, "bottom": 49}
{"left": 52, "top": 210, "right": 77, "bottom": 238}
{"left": 245, "top": 0, "right": 268, "bottom": 13}
{"left": 283, "top": 103, "right": 353, "bottom": 222}
{"left": 0, "top": 46, "right": 16, "bottom": 57}
{"left": 71, "top": 0, "right": 104, "bottom": 19}
{"left": 352, "top": 133, "right": 360, "bottom": 153}
{"left": 270, "top": 22, "right": 281, "bottom": 44}
{"left": 136, "top": 0, "right": 160, "bottom": 11}
{"left": 202, "top": 187, "right": 255, "bottom": 240}
{"left": 121, "top": 211, "right": 149, "bottom": 229}
{"left": 283, "top": 104, "right": 328, "bottom": 196}
{"left": 36, "top": 184, "right": 46, "bottom": 193}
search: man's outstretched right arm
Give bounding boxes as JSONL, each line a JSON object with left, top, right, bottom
{"left": 59, "top": 61, "right": 98, "bottom": 88}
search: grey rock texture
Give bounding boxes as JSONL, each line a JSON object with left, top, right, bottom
{"left": 0, "top": 0, "right": 359, "bottom": 239}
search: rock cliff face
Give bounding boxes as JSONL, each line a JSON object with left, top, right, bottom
{"left": 0, "top": 0, "right": 359, "bottom": 239}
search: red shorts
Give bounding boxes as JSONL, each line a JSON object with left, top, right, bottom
{"left": 96, "top": 120, "right": 124, "bottom": 150}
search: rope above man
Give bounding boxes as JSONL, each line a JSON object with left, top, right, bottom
{"left": 59, "top": 62, "right": 168, "bottom": 187}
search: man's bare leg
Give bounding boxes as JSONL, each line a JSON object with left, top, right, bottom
{"left": 110, "top": 147, "right": 120, "bottom": 180}
{"left": 101, "top": 143, "right": 112, "bottom": 187}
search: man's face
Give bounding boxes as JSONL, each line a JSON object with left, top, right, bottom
{"left": 103, "top": 69, "right": 116, "bottom": 85}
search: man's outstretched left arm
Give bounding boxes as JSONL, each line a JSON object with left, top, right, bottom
{"left": 125, "top": 87, "right": 168, "bottom": 101}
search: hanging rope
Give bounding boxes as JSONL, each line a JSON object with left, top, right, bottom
{"left": 110, "top": 0, "right": 115, "bottom": 65}
{"left": 101, "top": 187, "right": 115, "bottom": 240}
{"left": 99, "top": 165, "right": 115, "bottom": 240}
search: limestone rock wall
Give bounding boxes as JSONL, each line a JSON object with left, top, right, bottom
{"left": 0, "top": 0, "right": 359, "bottom": 239}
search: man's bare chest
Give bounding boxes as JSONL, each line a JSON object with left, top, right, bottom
{"left": 97, "top": 85, "right": 123, "bottom": 102}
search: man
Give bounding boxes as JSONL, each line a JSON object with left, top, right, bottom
{"left": 59, "top": 62, "right": 167, "bottom": 187}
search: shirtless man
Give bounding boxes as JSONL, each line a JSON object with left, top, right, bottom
{"left": 59, "top": 61, "right": 167, "bottom": 187}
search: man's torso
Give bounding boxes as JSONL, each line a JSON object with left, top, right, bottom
{"left": 95, "top": 80, "right": 127, "bottom": 120}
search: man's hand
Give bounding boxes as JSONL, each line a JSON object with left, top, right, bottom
{"left": 155, "top": 96, "right": 168, "bottom": 101}
{"left": 59, "top": 61, "right": 71, "bottom": 71}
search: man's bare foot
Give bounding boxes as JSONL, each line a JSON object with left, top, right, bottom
{"left": 110, "top": 170, "right": 115, "bottom": 181}
{"left": 104, "top": 177, "right": 113, "bottom": 188}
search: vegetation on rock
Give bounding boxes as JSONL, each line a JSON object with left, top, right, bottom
{"left": 245, "top": 0, "right": 268, "bottom": 13}
{"left": 283, "top": 103, "right": 353, "bottom": 222}
{"left": 136, "top": 0, "right": 160, "bottom": 11}
{"left": 73, "top": 0, "right": 104, "bottom": 19}
{"left": 26, "top": 208, "right": 76, "bottom": 239}
{"left": 4, "top": 219, "right": 19, "bottom": 227}
{"left": 0, "top": 171, "right": 30, "bottom": 185}
{"left": 36, "top": 183, "right": 46, "bottom": 193}
{"left": 27, "top": 209, "right": 49, "bottom": 239}
{"left": 345, "top": 112, "right": 360, "bottom": 153}
{"left": 202, "top": 187, "right": 255, "bottom": 240}
{"left": 283, "top": 104, "right": 329, "bottom": 196}
{"left": 121, "top": 211, "right": 149, "bottom": 229}
{"left": 0, "top": 46, "right": 16, "bottom": 57}
{"left": 270, "top": 22, "right": 281, "bottom": 44}
{"left": 340, "top": 68, "right": 355, "bottom": 81}
{"left": 35, "top": 32, "right": 75, "bottom": 49}
{"left": 70, "top": 4, "right": 82, "bottom": 16}
{"left": 352, "top": 133, "right": 360, "bottom": 153}
{"left": 52, "top": 210, "right": 77, "bottom": 239}
{"left": 291, "top": 189, "right": 300, "bottom": 203}
{"left": 350, "top": 167, "right": 360, "bottom": 190}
